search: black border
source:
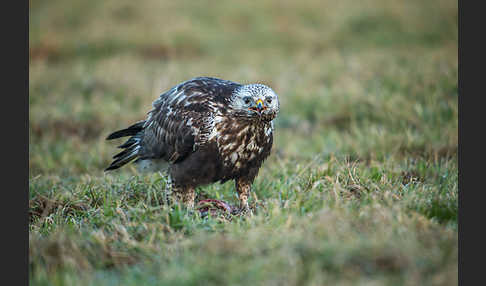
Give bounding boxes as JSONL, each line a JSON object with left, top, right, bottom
{"left": 458, "top": 0, "right": 480, "bottom": 285}
{"left": 5, "top": 0, "right": 29, "bottom": 285}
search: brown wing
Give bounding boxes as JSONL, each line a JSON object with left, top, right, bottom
{"left": 105, "top": 77, "right": 241, "bottom": 171}
{"left": 138, "top": 77, "right": 240, "bottom": 163}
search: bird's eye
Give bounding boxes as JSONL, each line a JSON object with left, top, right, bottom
{"left": 243, "top": 97, "right": 252, "bottom": 105}
{"left": 266, "top": 97, "right": 272, "bottom": 104}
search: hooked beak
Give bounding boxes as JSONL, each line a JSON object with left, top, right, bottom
{"left": 250, "top": 99, "right": 265, "bottom": 113}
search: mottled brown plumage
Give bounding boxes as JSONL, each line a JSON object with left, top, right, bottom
{"left": 105, "top": 77, "right": 279, "bottom": 213}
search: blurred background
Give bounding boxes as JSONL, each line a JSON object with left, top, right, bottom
{"left": 29, "top": 1, "right": 458, "bottom": 284}
{"left": 29, "top": 0, "right": 457, "bottom": 177}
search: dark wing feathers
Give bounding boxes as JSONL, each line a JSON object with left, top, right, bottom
{"left": 105, "top": 139, "right": 141, "bottom": 171}
{"left": 106, "top": 121, "right": 145, "bottom": 140}
{"left": 105, "top": 121, "right": 145, "bottom": 170}
{"left": 105, "top": 77, "right": 241, "bottom": 171}
{"left": 139, "top": 77, "right": 239, "bottom": 162}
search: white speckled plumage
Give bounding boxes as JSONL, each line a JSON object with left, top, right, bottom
{"left": 106, "top": 77, "right": 279, "bottom": 212}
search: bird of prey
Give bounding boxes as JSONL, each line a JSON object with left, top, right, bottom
{"left": 105, "top": 77, "right": 280, "bottom": 214}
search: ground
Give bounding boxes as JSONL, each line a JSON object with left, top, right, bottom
{"left": 29, "top": 0, "right": 457, "bottom": 285}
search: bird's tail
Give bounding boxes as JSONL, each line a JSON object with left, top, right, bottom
{"left": 105, "top": 121, "right": 145, "bottom": 171}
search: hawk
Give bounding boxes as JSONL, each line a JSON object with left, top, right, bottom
{"left": 105, "top": 77, "right": 280, "bottom": 214}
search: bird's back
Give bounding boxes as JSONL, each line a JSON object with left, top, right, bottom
{"left": 105, "top": 77, "right": 241, "bottom": 171}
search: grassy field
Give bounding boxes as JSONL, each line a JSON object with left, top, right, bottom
{"left": 29, "top": 0, "right": 458, "bottom": 285}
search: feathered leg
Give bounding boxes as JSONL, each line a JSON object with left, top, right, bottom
{"left": 171, "top": 184, "right": 196, "bottom": 209}
{"left": 235, "top": 178, "right": 252, "bottom": 215}
{"left": 164, "top": 173, "right": 195, "bottom": 209}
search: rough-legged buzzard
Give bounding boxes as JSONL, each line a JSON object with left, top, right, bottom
{"left": 105, "top": 77, "right": 279, "bottom": 214}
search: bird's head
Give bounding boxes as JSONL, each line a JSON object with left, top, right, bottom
{"left": 230, "top": 84, "right": 280, "bottom": 122}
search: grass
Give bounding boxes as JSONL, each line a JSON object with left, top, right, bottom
{"left": 29, "top": 0, "right": 457, "bottom": 285}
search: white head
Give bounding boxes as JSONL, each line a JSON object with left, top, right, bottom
{"left": 230, "top": 84, "right": 280, "bottom": 122}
